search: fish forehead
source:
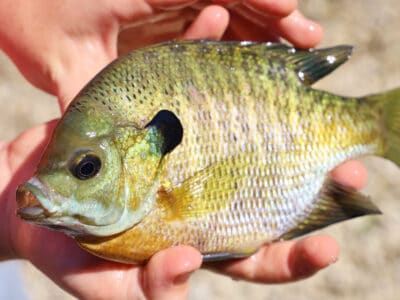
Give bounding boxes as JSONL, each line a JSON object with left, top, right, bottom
{"left": 62, "top": 98, "right": 115, "bottom": 136}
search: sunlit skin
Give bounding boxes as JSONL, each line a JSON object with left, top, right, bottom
{"left": 0, "top": 1, "right": 367, "bottom": 299}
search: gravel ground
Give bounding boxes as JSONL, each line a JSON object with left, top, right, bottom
{"left": 0, "top": 1, "right": 399, "bottom": 299}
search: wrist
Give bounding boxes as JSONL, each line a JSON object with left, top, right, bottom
{"left": 0, "top": 221, "right": 18, "bottom": 262}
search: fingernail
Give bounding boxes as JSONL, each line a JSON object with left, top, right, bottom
{"left": 329, "top": 255, "right": 339, "bottom": 265}
{"left": 173, "top": 271, "right": 194, "bottom": 285}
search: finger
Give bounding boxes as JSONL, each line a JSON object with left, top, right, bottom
{"left": 242, "top": 0, "right": 298, "bottom": 17}
{"left": 2, "top": 120, "right": 58, "bottom": 260}
{"left": 223, "top": 8, "right": 279, "bottom": 41}
{"left": 142, "top": 246, "right": 202, "bottom": 300}
{"left": 214, "top": 0, "right": 297, "bottom": 17}
{"left": 207, "top": 234, "right": 339, "bottom": 283}
{"left": 4, "top": 120, "right": 58, "bottom": 179}
{"left": 183, "top": 5, "right": 230, "bottom": 40}
{"left": 129, "top": 0, "right": 189, "bottom": 9}
{"left": 272, "top": 10, "right": 323, "bottom": 48}
{"left": 330, "top": 160, "right": 367, "bottom": 190}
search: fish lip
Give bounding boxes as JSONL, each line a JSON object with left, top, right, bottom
{"left": 17, "top": 205, "right": 47, "bottom": 220}
{"left": 16, "top": 178, "right": 56, "bottom": 220}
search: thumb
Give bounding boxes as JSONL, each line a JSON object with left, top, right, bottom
{"left": 142, "top": 246, "right": 202, "bottom": 300}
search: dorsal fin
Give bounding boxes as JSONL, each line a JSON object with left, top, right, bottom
{"left": 279, "top": 179, "right": 381, "bottom": 240}
{"left": 289, "top": 45, "right": 353, "bottom": 85}
{"left": 239, "top": 42, "right": 352, "bottom": 85}
{"left": 133, "top": 40, "right": 351, "bottom": 86}
{"left": 229, "top": 41, "right": 352, "bottom": 85}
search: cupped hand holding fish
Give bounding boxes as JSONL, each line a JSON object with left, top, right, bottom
{"left": 0, "top": 0, "right": 368, "bottom": 299}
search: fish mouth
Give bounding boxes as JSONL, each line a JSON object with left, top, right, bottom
{"left": 16, "top": 180, "right": 53, "bottom": 221}
{"left": 15, "top": 177, "right": 122, "bottom": 237}
{"left": 16, "top": 180, "right": 83, "bottom": 235}
{"left": 16, "top": 175, "right": 146, "bottom": 237}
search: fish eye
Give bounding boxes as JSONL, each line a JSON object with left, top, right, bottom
{"left": 70, "top": 154, "right": 102, "bottom": 180}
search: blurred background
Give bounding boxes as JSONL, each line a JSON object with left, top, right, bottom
{"left": 0, "top": 0, "right": 399, "bottom": 299}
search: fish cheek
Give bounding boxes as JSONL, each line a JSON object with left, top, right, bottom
{"left": 39, "top": 169, "right": 78, "bottom": 201}
{"left": 114, "top": 124, "right": 169, "bottom": 213}
{"left": 121, "top": 132, "right": 163, "bottom": 209}
{"left": 120, "top": 110, "right": 183, "bottom": 209}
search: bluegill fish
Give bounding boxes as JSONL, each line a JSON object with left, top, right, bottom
{"left": 16, "top": 40, "right": 399, "bottom": 264}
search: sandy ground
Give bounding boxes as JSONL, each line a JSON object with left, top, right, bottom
{"left": 0, "top": 0, "right": 399, "bottom": 299}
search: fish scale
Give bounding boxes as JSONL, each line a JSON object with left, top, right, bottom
{"left": 91, "top": 77, "right": 375, "bottom": 255}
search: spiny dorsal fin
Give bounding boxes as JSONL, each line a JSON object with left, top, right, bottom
{"left": 280, "top": 179, "right": 381, "bottom": 240}
{"left": 141, "top": 40, "right": 351, "bottom": 85}
{"left": 239, "top": 42, "right": 352, "bottom": 85}
{"left": 223, "top": 41, "right": 352, "bottom": 85}
{"left": 289, "top": 45, "right": 353, "bottom": 85}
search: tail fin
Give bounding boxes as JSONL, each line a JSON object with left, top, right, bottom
{"left": 375, "top": 88, "right": 400, "bottom": 166}
{"left": 365, "top": 88, "right": 400, "bottom": 166}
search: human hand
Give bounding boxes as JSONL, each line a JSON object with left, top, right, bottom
{"left": 0, "top": 0, "right": 322, "bottom": 112}
{"left": 0, "top": 0, "right": 367, "bottom": 299}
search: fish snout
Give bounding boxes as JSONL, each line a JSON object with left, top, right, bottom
{"left": 16, "top": 185, "right": 50, "bottom": 220}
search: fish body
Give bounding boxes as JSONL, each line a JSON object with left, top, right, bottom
{"left": 16, "top": 40, "right": 399, "bottom": 263}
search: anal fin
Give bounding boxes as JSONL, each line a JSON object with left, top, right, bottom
{"left": 203, "top": 251, "right": 256, "bottom": 262}
{"left": 280, "top": 179, "right": 381, "bottom": 240}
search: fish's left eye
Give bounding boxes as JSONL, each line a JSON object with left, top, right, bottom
{"left": 70, "top": 154, "right": 102, "bottom": 180}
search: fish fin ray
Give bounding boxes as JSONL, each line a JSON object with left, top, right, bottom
{"left": 202, "top": 251, "right": 255, "bottom": 262}
{"left": 280, "top": 179, "right": 381, "bottom": 240}
{"left": 368, "top": 87, "right": 400, "bottom": 166}
{"left": 169, "top": 159, "right": 236, "bottom": 218}
{"left": 139, "top": 40, "right": 351, "bottom": 86}
{"left": 289, "top": 45, "right": 353, "bottom": 85}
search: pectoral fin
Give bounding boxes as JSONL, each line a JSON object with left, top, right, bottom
{"left": 169, "top": 160, "right": 237, "bottom": 219}
{"left": 280, "top": 179, "right": 381, "bottom": 240}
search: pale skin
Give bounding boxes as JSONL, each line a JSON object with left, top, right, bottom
{"left": 0, "top": 0, "right": 367, "bottom": 299}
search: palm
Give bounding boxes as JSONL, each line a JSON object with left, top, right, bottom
{"left": 0, "top": 0, "right": 365, "bottom": 299}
